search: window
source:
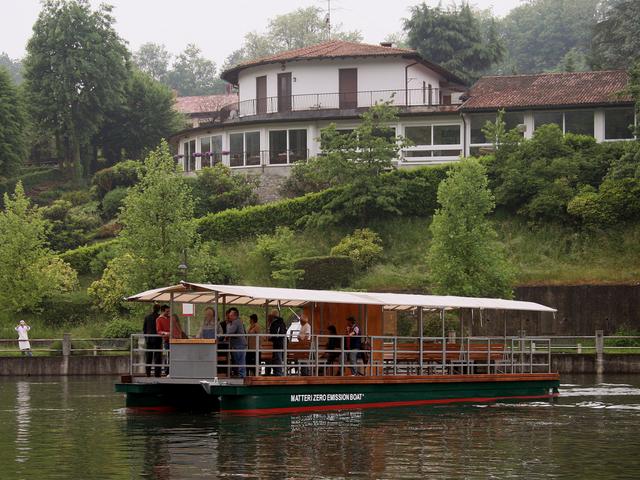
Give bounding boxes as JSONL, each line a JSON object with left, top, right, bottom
{"left": 372, "top": 127, "right": 396, "bottom": 143}
{"left": 405, "top": 126, "right": 432, "bottom": 146}
{"left": 433, "top": 125, "right": 460, "bottom": 145}
{"left": 199, "top": 137, "right": 210, "bottom": 169}
{"left": 605, "top": 108, "right": 635, "bottom": 140}
{"left": 245, "top": 131, "right": 260, "bottom": 166}
{"left": 229, "top": 133, "right": 244, "bottom": 167}
{"left": 469, "top": 114, "right": 495, "bottom": 144}
{"left": 187, "top": 139, "right": 196, "bottom": 171}
{"left": 564, "top": 111, "right": 594, "bottom": 136}
{"left": 211, "top": 135, "right": 222, "bottom": 165}
{"left": 534, "top": 111, "right": 563, "bottom": 130}
{"left": 270, "top": 129, "right": 308, "bottom": 164}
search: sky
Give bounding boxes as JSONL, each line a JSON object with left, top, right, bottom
{"left": 1, "top": 0, "right": 521, "bottom": 66}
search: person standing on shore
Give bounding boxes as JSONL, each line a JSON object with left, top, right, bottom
{"left": 143, "top": 304, "right": 161, "bottom": 377}
{"left": 15, "top": 320, "right": 32, "bottom": 357}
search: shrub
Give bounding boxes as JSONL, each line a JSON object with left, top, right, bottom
{"left": 330, "top": 228, "right": 384, "bottom": 270}
{"left": 60, "top": 240, "right": 118, "bottom": 275}
{"left": 188, "top": 164, "right": 259, "bottom": 216}
{"left": 254, "top": 227, "right": 305, "bottom": 287}
{"left": 92, "top": 160, "right": 141, "bottom": 199}
{"left": 293, "top": 255, "right": 355, "bottom": 289}
{"left": 101, "top": 186, "right": 129, "bottom": 219}
{"left": 102, "top": 318, "right": 140, "bottom": 338}
{"left": 568, "top": 178, "right": 640, "bottom": 226}
{"left": 39, "top": 293, "right": 94, "bottom": 327}
{"left": 59, "top": 189, "right": 93, "bottom": 206}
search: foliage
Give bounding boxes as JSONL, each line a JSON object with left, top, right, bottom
{"left": 24, "top": 0, "right": 130, "bottom": 178}
{"left": 626, "top": 61, "right": 640, "bottom": 138}
{"left": 187, "top": 164, "right": 259, "bottom": 216}
{"left": 428, "top": 159, "right": 514, "bottom": 298}
{"left": 189, "top": 242, "right": 237, "bottom": 285}
{"left": 607, "top": 325, "right": 640, "bottom": 347}
{"left": 92, "top": 160, "right": 141, "bottom": 199}
{"left": 0, "top": 52, "right": 22, "bottom": 84}
{"left": 101, "top": 187, "right": 129, "bottom": 220}
{"left": 567, "top": 178, "right": 640, "bottom": 226}
{"left": 0, "top": 67, "right": 28, "bottom": 176}
{"left": 39, "top": 291, "right": 93, "bottom": 327}
{"left": 199, "top": 166, "right": 448, "bottom": 241}
{"left": 133, "top": 43, "right": 170, "bottom": 82}
{"left": 404, "top": 3, "right": 503, "bottom": 83}
{"left": 254, "top": 227, "right": 305, "bottom": 287}
{"left": 102, "top": 318, "right": 140, "bottom": 338}
{"left": 294, "top": 256, "right": 355, "bottom": 290}
{"left": 89, "top": 141, "right": 199, "bottom": 315}
{"left": 59, "top": 240, "right": 117, "bottom": 275}
{"left": 165, "top": 44, "right": 225, "bottom": 96}
{"left": 0, "top": 182, "right": 77, "bottom": 313}
{"left": 330, "top": 229, "right": 384, "bottom": 270}
{"left": 495, "top": 0, "right": 598, "bottom": 74}
{"left": 590, "top": 0, "right": 640, "bottom": 69}
{"left": 98, "top": 69, "right": 185, "bottom": 164}
{"left": 224, "top": 6, "right": 362, "bottom": 68}
{"left": 41, "top": 199, "right": 102, "bottom": 251}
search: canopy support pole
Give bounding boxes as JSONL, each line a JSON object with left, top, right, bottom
{"left": 440, "top": 308, "right": 446, "bottom": 375}
{"left": 418, "top": 307, "right": 424, "bottom": 375}
{"left": 214, "top": 292, "right": 219, "bottom": 338}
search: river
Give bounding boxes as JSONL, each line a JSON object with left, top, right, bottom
{"left": 0, "top": 374, "right": 639, "bottom": 479}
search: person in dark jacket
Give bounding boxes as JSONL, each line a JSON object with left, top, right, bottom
{"left": 143, "top": 304, "right": 162, "bottom": 377}
{"left": 268, "top": 310, "right": 287, "bottom": 376}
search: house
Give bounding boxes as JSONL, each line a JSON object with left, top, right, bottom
{"left": 170, "top": 40, "right": 636, "bottom": 176}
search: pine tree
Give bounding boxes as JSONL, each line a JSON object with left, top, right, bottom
{"left": 0, "top": 67, "right": 28, "bottom": 176}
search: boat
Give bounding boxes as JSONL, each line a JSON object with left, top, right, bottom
{"left": 116, "top": 282, "right": 560, "bottom": 414}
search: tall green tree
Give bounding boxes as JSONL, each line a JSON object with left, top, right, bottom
{"left": 0, "top": 182, "right": 77, "bottom": 313}
{"left": 224, "top": 6, "right": 362, "bottom": 68}
{"left": 427, "top": 159, "right": 513, "bottom": 298}
{"left": 496, "top": 0, "right": 598, "bottom": 74}
{"left": 590, "top": 0, "right": 640, "bottom": 69}
{"left": 166, "top": 44, "right": 226, "bottom": 96}
{"left": 0, "top": 53, "right": 23, "bottom": 84}
{"left": 0, "top": 67, "right": 28, "bottom": 176}
{"left": 98, "top": 69, "right": 185, "bottom": 165}
{"left": 403, "top": 3, "right": 503, "bottom": 83}
{"left": 23, "top": 0, "right": 130, "bottom": 178}
{"left": 133, "top": 42, "right": 170, "bottom": 82}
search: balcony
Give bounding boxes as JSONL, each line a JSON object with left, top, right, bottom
{"left": 220, "top": 87, "right": 463, "bottom": 119}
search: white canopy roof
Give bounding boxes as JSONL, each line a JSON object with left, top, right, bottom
{"left": 126, "top": 282, "right": 556, "bottom": 313}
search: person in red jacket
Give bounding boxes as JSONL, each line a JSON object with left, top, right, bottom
{"left": 155, "top": 305, "right": 171, "bottom": 375}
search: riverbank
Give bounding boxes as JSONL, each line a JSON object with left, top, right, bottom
{"left": 2, "top": 353, "right": 639, "bottom": 376}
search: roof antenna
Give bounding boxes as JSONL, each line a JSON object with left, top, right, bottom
{"left": 325, "top": 0, "right": 331, "bottom": 39}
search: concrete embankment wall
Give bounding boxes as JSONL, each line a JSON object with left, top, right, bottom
{"left": 1, "top": 354, "right": 639, "bottom": 375}
{"left": 0, "top": 356, "right": 130, "bottom": 376}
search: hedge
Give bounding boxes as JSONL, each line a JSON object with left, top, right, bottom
{"left": 0, "top": 167, "right": 61, "bottom": 201}
{"left": 60, "top": 240, "right": 117, "bottom": 275}
{"left": 197, "top": 165, "right": 448, "bottom": 241}
{"left": 294, "top": 255, "right": 355, "bottom": 290}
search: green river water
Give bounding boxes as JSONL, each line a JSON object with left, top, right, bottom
{"left": 0, "top": 374, "right": 639, "bottom": 479}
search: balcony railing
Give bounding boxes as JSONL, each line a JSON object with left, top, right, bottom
{"left": 221, "top": 87, "right": 461, "bottom": 119}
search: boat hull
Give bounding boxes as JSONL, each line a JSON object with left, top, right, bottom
{"left": 117, "top": 373, "right": 559, "bottom": 414}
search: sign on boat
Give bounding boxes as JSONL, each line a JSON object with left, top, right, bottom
{"left": 116, "top": 282, "right": 560, "bottom": 414}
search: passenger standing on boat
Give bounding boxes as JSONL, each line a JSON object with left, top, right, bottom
{"left": 268, "top": 310, "right": 287, "bottom": 376}
{"left": 298, "top": 314, "right": 312, "bottom": 375}
{"left": 155, "top": 305, "right": 171, "bottom": 375}
{"left": 323, "top": 325, "right": 341, "bottom": 375}
{"left": 246, "top": 314, "right": 261, "bottom": 376}
{"left": 198, "top": 307, "right": 217, "bottom": 339}
{"left": 225, "top": 308, "right": 247, "bottom": 378}
{"left": 143, "top": 304, "right": 161, "bottom": 377}
{"left": 345, "top": 316, "right": 362, "bottom": 376}
{"left": 15, "top": 320, "right": 32, "bottom": 357}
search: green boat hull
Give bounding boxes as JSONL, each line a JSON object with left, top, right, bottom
{"left": 117, "top": 374, "right": 559, "bottom": 414}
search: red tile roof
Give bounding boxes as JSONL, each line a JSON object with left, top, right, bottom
{"left": 174, "top": 94, "right": 238, "bottom": 115}
{"left": 221, "top": 40, "right": 465, "bottom": 85}
{"left": 462, "top": 71, "right": 632, "bottom": 111}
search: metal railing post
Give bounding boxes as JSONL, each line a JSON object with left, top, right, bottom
{"left": 596, "top": 330, "right": 604, "bottom": 374}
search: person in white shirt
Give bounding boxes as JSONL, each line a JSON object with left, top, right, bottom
{"left": 298, "top": 314, "right": 311, "bottom": 341}
{"left": 15, "top": 320, "right": 32, "bottom": 357}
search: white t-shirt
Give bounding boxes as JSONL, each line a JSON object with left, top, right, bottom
{"left": 298, "top": 322, "right": 311, "bottom": 341}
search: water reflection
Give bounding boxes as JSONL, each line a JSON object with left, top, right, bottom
{"left": 1, "top": 375, "right": 640, "bottom": 479}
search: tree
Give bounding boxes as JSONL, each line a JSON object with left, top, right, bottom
{"left": 188, "top": 164, "right": 259, "bottom": 217}
{"left": 98, "top": 69, "right": 185, "bottom": 165}
{"left": 23, "top": 0, "right": 130, "bottom": 178}
{"left": 627, "top": 61, "right": 640, "bottom": 138}
{"left": 133, "top": 42, "right": 170, "bottom": 82}
{"left": 0, "top": 182, "right": 77, "bottom": 313}
{"left": 166, "top": 44, "right": 226, "bottom": 96}
{"left": 0, "top": 52, "right": 23, "bottom": 84}
{"left": 224, "top": 6, "right": 362, "bottom": 68}
{"left": 403, "top": 3, "right": 503, "bottom": 83}
{"left": 496, "top": 0, "right": 598, "bottom": 74}
{"left": 427, "top": 159, "right": 514, "bottom": 298}
{"left": 0, "top": 67, "right": 28, "bottom": 176}
{"left": 591, "top": 0, "right": 640, "bottom": 69}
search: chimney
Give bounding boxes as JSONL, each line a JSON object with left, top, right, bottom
{"left": 379, "top": 42, "right": 393, "bottom": 48}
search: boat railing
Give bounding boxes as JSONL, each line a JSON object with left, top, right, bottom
{"left": 129, "top": 333, "right": 552, "bottom": 378}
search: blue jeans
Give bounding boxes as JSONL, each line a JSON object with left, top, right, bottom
{"left": 231, "top": 350, "right": 246, "bottom": 378}
{"left": 345, "top": 349, "right": 359, "bottom": 375}
{"left": 272, "top": 350, "right": 284, "bottom": 376}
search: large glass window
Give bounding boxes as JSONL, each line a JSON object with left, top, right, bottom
{"left": 433, "top": 125, "right": 460, "bottom": 145}
{"left": 469, "top": 114, "right": 495, "bottom": 144}
{"left": 245, "top": 131, "right": 261, "bottom": 166}
{"left": 182, "top": 141, "right": 190, "bottom": 171}
{"left": 199, "top": 137, "right": 211, "bottom": 169}
{"left": 372, "top": 127, "right": 396, "bottom": 143}
{"left": 229, "top": 133, "right": 244, "bottom": 167}
{"left": 269, "top": 130, "right": 288, "bottom": 164}
{"left": 289, "top": 129, "right": 308, "bottom": 162}
{"left": 565, "top": 111, "right": 594, "bottom": 136}
{"left": 405, "top": 126, "right": 432, "bottom": 145}
{"left": 188, "top": 139, "right": 196, "bottom": 172}
{"left": 211, "top": 135, "right": 222, "bottom": 165}
{"left": 534, "top": 111, "right": 563, "bottom": 130}
{"left": 504, "top": 112, "right": 524, "bottom": 131}
{"left": 605, "top": 108, "right": 635, "bottom": 140}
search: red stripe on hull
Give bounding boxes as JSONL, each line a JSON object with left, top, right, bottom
{"left": 223, "top": 393, "right": 559, "bottom": 416}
